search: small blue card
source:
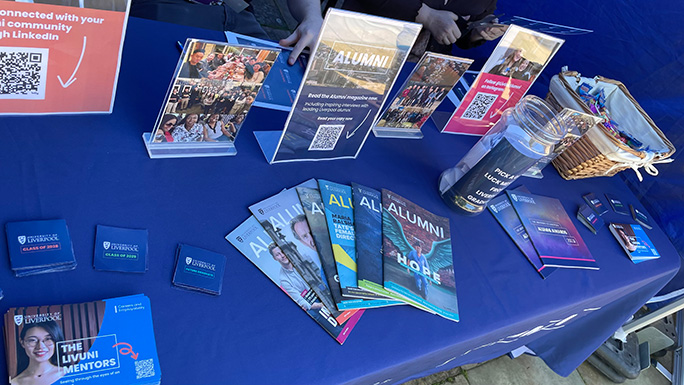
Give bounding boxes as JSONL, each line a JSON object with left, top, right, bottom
{"left": 94, "top": 225, "right": 148, "bottom": 273}
{"left": 5, "top": 219, "right": 76, "bottom": 274}
{"left": 172, "top": 244, "right": 226, "bottom": 295}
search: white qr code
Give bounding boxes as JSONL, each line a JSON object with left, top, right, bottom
{"left": 461, "top": 92, "right": 498, "bottom": 120}
{"left": 135, "top": 358, "right": 155, "bottom": 379}
{"left": 308, "top": 124, "right": 344, "bottom": 151}
{"left": 0, "top": 47, "right": 49, "bottom": 100}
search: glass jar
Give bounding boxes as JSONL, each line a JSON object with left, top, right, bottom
{"left": 438, "top": 95, "right": 567, "bottom": 216}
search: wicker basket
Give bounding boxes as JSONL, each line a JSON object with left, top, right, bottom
{"left": 546, "top": 71, "right": 675, "bottom": 180}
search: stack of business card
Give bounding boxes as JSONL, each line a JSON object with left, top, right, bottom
{"left": 94, "top": 225, "right": 149, "bottom": 273}
{"left": 605, "top": 193, "right": 629, "bottom": 215}
{"left": 630, "top": 205, "right": 653, "bottom": 229}
{"left": 582, "top": 192, "right": 608, "bottom": 215}
{"left": 5, "top": 219, "right": 77, "bottom": 277}
{"left": 172, "top": 244, "right": 226, "bottom": 295}
{"left": 577, "top": 203, "right": 605, "bottom": 234}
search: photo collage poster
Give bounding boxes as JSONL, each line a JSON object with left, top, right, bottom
{"left": 0, "top": 0, "right": 132, "bottom": 114}
{"left": 441, "top": 25, "right": 564, "bottom": 136}
{"left": 257, "top": 8, "right": 422, "bottom": 163}
{"left": 373, "top": 52, "right": 472, "bottom": 139}
{"left": 149, "top": 38, "right": 280, "bottom": 145}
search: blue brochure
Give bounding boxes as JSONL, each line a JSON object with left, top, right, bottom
{"left": 353, "top": 183, "right": 404, "bottom": 303}
{"left": 488, "top": 191, "right": 557, "bottom": 279}
{"left": 5, "top": 219, "right": 76, "bottom": 276}
{"left": 319, "top": 180, "right": 399, "bottom": 309}
{"left": 4, "top": 294, "right": 161, "bottom": 385}
{"left": 172, "top": 244, "right": 226, "bottom": 295}
{"left": 94, "top": 225, "right": 148, "bottom": 273}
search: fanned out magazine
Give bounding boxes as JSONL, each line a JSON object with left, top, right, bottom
{"left": 4, "top": 294, "right": 161, "bottom": 385}
{"left": 507, "top": 191, "right": 598, "bottom": 270}
{"left": 248, "top": 181, "right": 356, "bottom": 325}
{"left": 382, "top": 189, "right": 458, "bottom": 322}
{"left": 487, "top": 187, "right": 557, "bottom": 279}
{"left": 319, "top": 180, "right": 399, "bottom": 309}
{"left": 296, "top": 186, "right": 364, "bottom": 311}
{"left": 227, "top": 217, "right": 363, "bottom": 344}
{"left": 353, "top": 183, "right": 426, "bottom": 308}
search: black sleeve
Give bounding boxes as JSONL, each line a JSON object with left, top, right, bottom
{"left": 342, "top": 0, "right": 424, "bottom": 22}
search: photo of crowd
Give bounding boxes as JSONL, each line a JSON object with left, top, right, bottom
{"left": 151, "top": 39, "right": 279, "bottom": 144}
{"left": 375, "top": 54, "right": 471, "bottom": 129}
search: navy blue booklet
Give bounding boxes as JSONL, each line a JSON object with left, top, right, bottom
{"left": 94, "top": 225, "right": 149, "bottom": 273}
{"left": 172, "top": 244, "right": 226, "bottom": 295}
{"left": 5, "top": 219, "right": 76, "bottom": 277}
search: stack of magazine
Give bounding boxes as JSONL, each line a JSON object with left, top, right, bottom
{"left": 4, "top": 294, "right": 161, "bottom": 385}
{"left": 227, "top": 178, "right": 459, "bottom": 344}
{"left": 5, "top": 219, "right": 77, "bottom": 277}
{"left": 488, "top": 187, "right": 598, "bottom": 279}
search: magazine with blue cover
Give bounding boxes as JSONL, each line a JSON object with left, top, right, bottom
{"left": 5, "top": 219, "right": 76, "bottom": 276}
{"left": 257, "top": 8, "right": 422, "bottom": 163}
{"left": 488, "top": 191, "right": 556, "bottom": 279}
{"left": 609, "top": 223, "right": 660, "bottom": 263}
{"left": 319, "top": 180, "right": 399, "bottom": 309}
{"left": 296, "top": 186, "right": 358, "bottom": 311}
{"left": 4, "top": 294, "right": 161, "bottom": 385}
{"left": 382, "top": 189, "right": 458, "bottom": 322}
{"left": 172, "top": 244, "right": 227, "bottom": 295}
{"left": 94, "top": 225, "right": 148, "bottom": 273}
{"left": 508, "top": 191, "right": 598, "bottom": 270}
{"left": 249, "top": 183, "right": 357, "bottom": 324}
{"left": 352, "top": 183, "right": 406, "bottom": 304}
{"left": 226, "top": 216, "right": 363, "bottom": 344}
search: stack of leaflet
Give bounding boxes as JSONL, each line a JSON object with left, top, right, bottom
{"left": 172, "top": 244, "right": 227, "bottom": 296}
{"left": 4, "top": 294, "right": 161, "bottom": 385}
{"left": 609, "top": 223, "right": 660, "bottom": 263}
{"left": 5, "top": 219, "right": 77, "bottom": 277}
{"left": 488, "top": 188, "right": 598, "bottom": 276}
{"left": 227, "top": 178, "right": 460, "bottom": 344}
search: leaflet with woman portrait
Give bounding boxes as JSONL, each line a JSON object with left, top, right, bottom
{"left": 440, "top": 25, "right": 564, "bottom": 136}
{"left": 4, "top": 294, "right": 161, "bottom": 385}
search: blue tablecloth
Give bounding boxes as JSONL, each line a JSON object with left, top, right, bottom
{"left": 0, "top": 12, "right": 680, "bottom": 385}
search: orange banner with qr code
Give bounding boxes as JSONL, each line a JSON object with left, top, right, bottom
{"left": 0, "top": 0, "right": 130, "bottom": 114}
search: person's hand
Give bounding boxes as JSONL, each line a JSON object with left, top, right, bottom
{"left": 415, "top": 3, "right": 461, "bottom": 45}
{"left": 470, "top": 22, "right": 508, "bottom": 42}
{"left": 310, "top": 302, "right": 324, "bottom": 310}
{"left": 279, "top": 16, "right": 323, "bottom": 65}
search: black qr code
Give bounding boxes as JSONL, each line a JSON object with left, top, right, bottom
{"left": 308, "top": 124, "right": 344, "bottom": 151}
{"left": 461, "top": 92, "right": 498, "bottom": 120}
{"left": 0, "top": 47, "right": 49, "bottom": 100}
{"left": 135, "top": 358, "right": 155, "bottom": 379}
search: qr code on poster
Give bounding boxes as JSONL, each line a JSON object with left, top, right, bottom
{"left": 135, "top": 358, "right": 155, "bottom": 379}
{"left": 0, "top": 47, "right": 49, "bottom": 100}
{"left": 308, "top": 124, "right": 344, "bottom": 151}
{"left": 461, "top": 92, "right": 498, "bottom": 120}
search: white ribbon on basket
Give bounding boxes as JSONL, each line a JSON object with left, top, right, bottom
{"left": 604, "top": 152, "right": 675, "bottom": 182}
